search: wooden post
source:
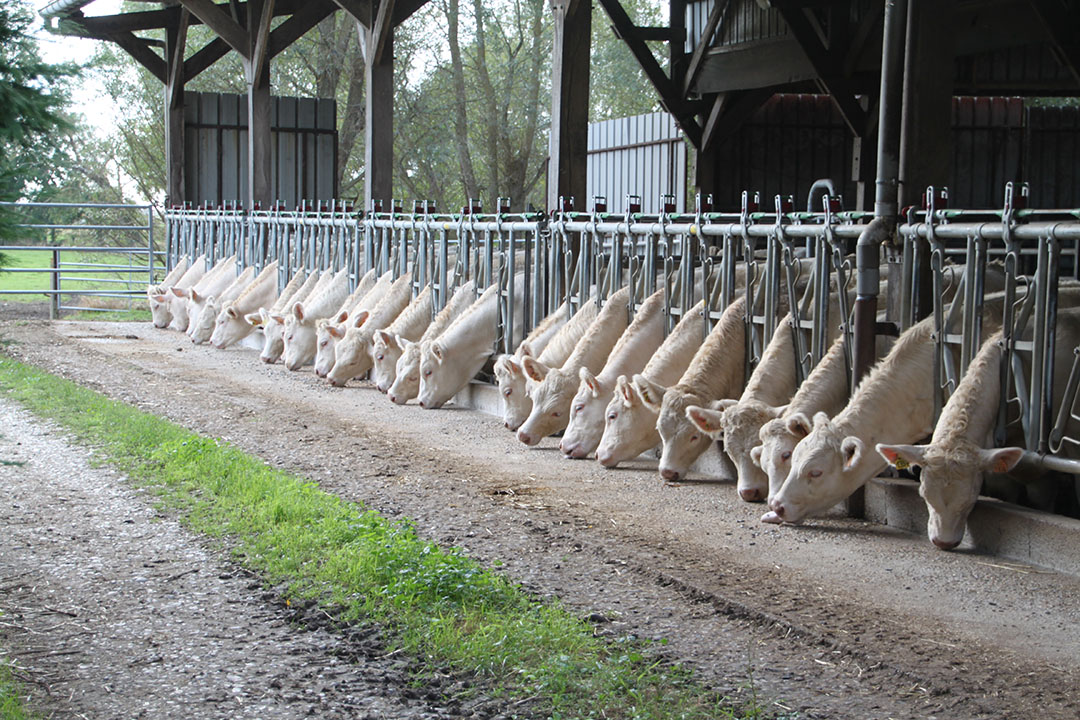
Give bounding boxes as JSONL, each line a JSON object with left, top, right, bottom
{"left": 164, "top": 10, "right": 189, "bottom": 208}
{"left": 547, "top": 0, "right": 590, "bottom": 213}
{"left": 363, "top": 22, "right": 394, "bottom": 209}
{"left": 245, "top": 0, "right": 274, "bottom": 211}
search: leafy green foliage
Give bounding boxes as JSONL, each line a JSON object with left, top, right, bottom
{"left": 0, "top": 357, "right": 779, "bottom": 720}
{"left": 0, "top": 654, "right": 37, "bottom": 720}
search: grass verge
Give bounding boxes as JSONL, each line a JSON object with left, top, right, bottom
{"left": 0, "top": 653, "right": 36, "bottom": 720}
{"left": 0, "top": 357, "right": 779, "bottom": 720}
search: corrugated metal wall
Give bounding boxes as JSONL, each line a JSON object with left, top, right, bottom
{"left": 586, "top": 112, "right": 687, "bottom": 214}
{"left": 183, "top": 92, "right": 337, "bottom": 208}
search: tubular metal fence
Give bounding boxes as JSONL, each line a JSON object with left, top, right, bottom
{"left": 164, "top": 184, "right": 1080, "bottom": 477}
{"left": 0, "top": 201, "right": 159, "bottom": 316}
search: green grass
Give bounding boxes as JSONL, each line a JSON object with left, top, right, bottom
{"left": 0, "top": 249, "right": 156, "bottom": 304}
{"left": 0, "top": 651, "right": 37, "bottom": 720}
{"left": 0, "top": 357, "right": 785, "bottom": 719}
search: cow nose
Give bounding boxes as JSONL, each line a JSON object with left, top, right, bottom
{"left": 517, "top": 431, "right": 532, "bottom": 445}
{"left": 419, "top": 400, "right": 426, "bottom": 409}
{"left": 389, "top": 394, "right": 398, "bottom": 403}
{"left": 315, "top": 369, "right": 325, "bottom": 378}
{"left": 660, "top": 468, "right": 680, "bottom": 482}
{"left": 932, "top": 537, "right": 960, "bottom": 551}
{"left": 772, "top": 503, "right": 786, "bottom": 519}
{"left": 504, "top": 421, "right": 510, "bottom": 429}
{"left": 739, "top": 487, "right": 764, "bottom": 503}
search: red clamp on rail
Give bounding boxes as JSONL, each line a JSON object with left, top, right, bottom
{"left": 371, "top": 200, "right": 383, "bottom": 213}
{"left": 826, "top": 196, "right": 843, "bottom": 214}
{"left": 626, "top": 194, "right": 641, "bottom": 214}
{"left": 741, "top": 191, "right": 760, "bottom": 215}
{"left": 662, "top": 193, "right": 676, "bottom": 214}
{"left": 592, "top": 196, "right": 607, "bottom": 214}
{"left": 778, "top": 195, "right": 794, "bottom": 214}
{"left": 413, "top": 200, "right": 425, "bottom": 214}
{"left": 697, "top": 193, "right": 713, "bottom": 214}
{"left": 922, "top": 187, "right": 948, "bottom": 210}
{"left": 560, "top": 196, "right": 575, "bottom": 213}
{"left": 392, "top": 199, "right": 403, "bottom": 214}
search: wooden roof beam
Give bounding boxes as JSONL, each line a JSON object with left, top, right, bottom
{"left": 166, "top": 9, "right": 190, "bottom": 108}
{"left": 268, "top": 0, "right": 338, "bottom": 59}
{"left": 106, "top": 30, "right": 167, "bottom": 83}
{"left": 701, "top": 88, "right": 772, "bottom": 151}
{"left": 371, "top": 0, "right": 397, "bottom": 64}
{"left": 596, "top": 0, "right": 703, "bottom": 147}
{"left": 177, "top": 0, "right": 251, "bottom": 57}
{"left": 683, "top": 0, "right": 731, "bottom": 95}
{"left": 774, "top": 1, "right": 868, "bottom": 137}
{"left": 183, "top": 37, "right": 230, "bottom": 82}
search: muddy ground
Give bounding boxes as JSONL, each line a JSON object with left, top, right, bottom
{"left": 1, "top": 316, "right": 1079, "bottom": 720}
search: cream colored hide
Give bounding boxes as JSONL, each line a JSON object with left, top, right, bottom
{"left": 160, "top": 256, "right": 208, "bottom": 331}
{"left": 492, "top": 300, "right": 571, "bottom": 427}
{"left": 282, "top": 268, "right": 350, "bottom": 370}
{"left": 260, "top": 270, "right": 321, "bottom": 364}
{"left": 754, "top": 332, "right": 854, "bottom": 516}
{"left": 147, "top": 256, "right": 190, "bottom": 328}
{"left": 388, "top": 281, "right": 476, "bottom": 405}
{"left": 325, "top": 274, "right": 416, "bottom": 386}
{"left": 877, "top": 311, "right": 1080, "bottom": 549}
{"left": 167, "top": 254, "right": 227, "bottom": 332}
{"left": 313, "top": 269, "right": 387, "bottom": 378}
{"left": 594, "top": 300, "right": 707, "bottom": 468}
{"left": 516, "top": 286, "right": 632, "bottom": 445}
{"left": 209, "top": 261, "right": 280, "bottom": 349}
{"left": 418, "top": 274, "right": 527, "bottom": 410}
{"left": 176, "top": 256, "right": 238, "bottom": 337}
{"left": 560, "top": 288, "right": 667, "bottom": 459}
{"left": 494, "top": 299, "right": 594, "bottom": 431}
{"left": 766, "top": 290, "right": 1031, "bottom": 525}
{"left": 189, "top": 265, "right": 256, "bottom": 344}
{"left": 640, "top": 296, "right": 747, "bottom": 482}
{"left": 370, "top": 285, "right": 437, "bottom": 392}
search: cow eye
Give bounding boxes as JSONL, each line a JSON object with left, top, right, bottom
{"left": 423, "top": 369, "right": 432, "bottom": 377}
{"left": 552, "top": 411, "right": 561, "bottom": 417}
{"left": 809, "top": 469, "right": 822, "bottom": 479}
{"left": 607, "top": 412, "right": 617, "bottom": 421}
{"left": 504, "top": 388, "right": 513, "bottom": 397}
{"left": 781, "top": 451, "right": 791, "bottom": 461}
{"left": 691, "top": 434, "right": 700, "bottom": 443}
{"left": 376, "top": 354, "right": 384, "bottom": 361}
{"left": 574, "top": 404, "right": 584, "bottom": 414}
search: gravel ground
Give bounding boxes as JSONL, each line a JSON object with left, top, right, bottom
{"left": 1, "top": 317, "right": 1079, "bottom": 720}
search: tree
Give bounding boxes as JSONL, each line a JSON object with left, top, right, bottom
{"left": 0, "top": 0, "right": 77, "bottom": 253}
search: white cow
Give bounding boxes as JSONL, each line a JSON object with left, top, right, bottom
{"left": 189, "top": 265, "right": 256, "bottom": 344}
{"left": 417, "top": 274, "right": 527, "bottom": 410}
{"left": 147, "top": 257, "right": 190, "bottom": 328}
{"left": 325, "top": 273, "right": 415, "bottom": 386}
{"left": 595, "top": 300, "right": 706, "bottom": 468}
{"left": 313, "top": 269, "right": 387, "bottom": 378}
{"left": 209, "top": 261, "right": 280, "bottom": 349}
{"left": 259, "top": 270, "right": 322, "bottom": 364}
{"left": 516, "top": 286, "right": 632, "bottom": 445}
{"left": 388, "top": 280, "right": 477, "bottom": 405}
{"left": 559, "top": 288, "right": 667, "bottom": 459}
{"left": 167, "top": 255, "right": 232, "bottom": 332}
{"left": 636, "top": 296, "right": 747, "bottom": 482}
{"left": 282, "top": 268, "right": 350, "bottom": 370}
{"left": 371, "top": 285, "right": 437, "bottom": 392}
{"left": 877, "top": 311, "right": 1080, "bottom": 548}
{"left": 493, "top": 299, "right": 594, "bottom": 431}
{"left": 172, "top": 255, "right": 238, "bottom": 336}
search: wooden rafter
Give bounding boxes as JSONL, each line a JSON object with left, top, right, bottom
{"left": 166, "top": 9, "right": 190, "bottom": 108}
{"left": 773, "top": 1, "right": 868, "bottom": 136}
{"left": 1028, "top": 0, "right": 1080, "bottom": 87}
{"left": 69, "top": 0, "right": 307, "bottom": 34}
{"left": 331, "top": 0, "right": 372, "bottom": 23}
{"left": 701, "top": 88, "right": 772, "bottom": 151}
{"left": 682, "top": 0, "right": 730, "bottom": 95}
{"left": 183, "top": 37, "right": 230, "bottom": 83}
{"left": 177, "top": 0, "right": 251, "bottom": 57}
{"left": 371, "top": 0, "right": 397, "bottom": 64}
{"left": 106, "top": 30, "right": 167, "bottom": 83}
{"left": 249, "top": 0, "right": 275, "bottom": 86}
{"left": 596, "top": 0, "right": 702, "bottom": 148}
{"left": 268, "top": 1, "right": 337, "bottom": 59}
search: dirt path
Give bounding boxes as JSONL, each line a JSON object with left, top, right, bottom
{"left": 2, "top": 318, "right": 1080, "bottom": 720}
{"left": 0, "top": 400, "right": 500, "bottom": 720}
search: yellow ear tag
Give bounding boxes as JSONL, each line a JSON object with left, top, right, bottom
{"left": 893, "top": 457, "right": 909, "bottom": 470}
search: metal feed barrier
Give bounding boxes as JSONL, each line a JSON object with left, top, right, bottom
{"left": 0, "top": 201, "right": 160, "bottom": 317}
{"left": 164, "top": 183, "right": 1080, "bottom": 477}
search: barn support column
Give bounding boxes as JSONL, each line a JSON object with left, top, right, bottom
{"left": 356, "top": 0, "right": 396, "bottom": 211}
{"left": 164, "top": 11, "right": 189, "bottom": 208}
{"left": 547, "top": 0, "right": 591, "bottom": 213}
{"left": 244, "top": 0, "right": 275, "bottom": 211}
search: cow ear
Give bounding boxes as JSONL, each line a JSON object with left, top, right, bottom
{"left": 979, "top": 446, "right": 1024, "bottom": 474}
{"left": 189, "top": 289, "right": 201, "bottom": 302}
{"left": 352, "top": 310, "right": 370, "bottom": 328}
{"left": 578, "top": 368, "right": 600, "bottom": 397}
{"left": 749, "top": 445, "right": 763, "bottom": 468}
{"left": 813, "top": 411, "right": 831, "bottom": 428}
{"left": 226, "top": 306, "right": 239, "bottom": 319}
{"left": 271, "top": 314, "right": 285, "bottom": 325}
{"left": 398, "top": 336, "right": 413, "bottom": 351}
{"left": 293, "top": 302, "right": 306, "bottom": 321}
{"left": 171, "top": 287, "right": 187, "bottom": 298}
{"left": 431, "top": 342, "right": 446, "bottom": 362}
{"left": 686, "top": 405, "right": 724, "bottom": 435}
{"left": 631, "top": 374, "right": 666, "bottom": 410}
{"left": 876, "top": 443, "right": 928, "bottom": 470}
{"left": 616, "top": 376, "right": 638, "bottom": 407}
{"left": 841, "top": 436, "right": 864, "bottom": 470}
{"left": 327, "top": 324, "right": 345, "bottom": 339}
{"left": 713, "top": 398, "right": 738, "bottom": 412}
{"left": 521, "top": 356, "right": 549, "bottom": 383}
{"left": 517, "top": 341, "right": 534, "bottom": 358}
{"left": 504, "top": 357, "right": 522, "bottom": 377}
{"left": 375, "top": 329, "right": 397, "bottom": 349}
{"left": 336, "top": 309, "right": 350, "bottom": 324}
{"left": 785, "top": 412, "right": 812, "bottom": 439}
